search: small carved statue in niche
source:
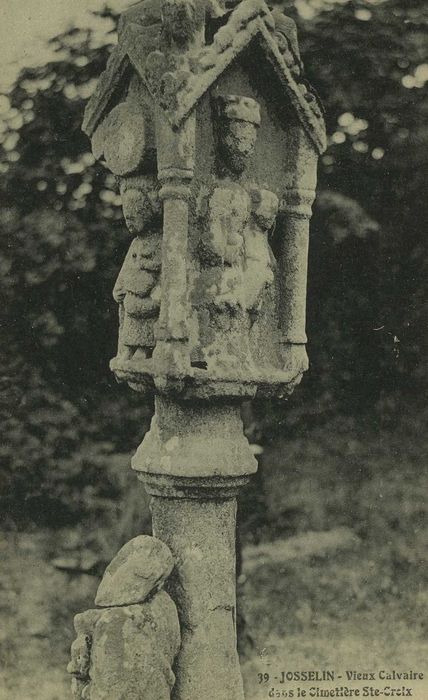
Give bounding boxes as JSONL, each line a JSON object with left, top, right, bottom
{"left": 194, "top": 183, "right": 254, "bottom": 376}
{"left": 215, "top": 94, "right": 261, "bottom": 175}
{"left": 244, "top": 187, "right": 278, "bottom": 317}
{"left": 113, "top": 175, "right": 162, "bottom": 361}
{"left": 193, "top": 94, "right": 282, "bottom": 380}
{"left": 245, "top": 187, "right": 282, "bottom": 372}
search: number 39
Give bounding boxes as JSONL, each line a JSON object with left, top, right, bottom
{"left": 258, "top": 673, "right": 270, "bottom": 683}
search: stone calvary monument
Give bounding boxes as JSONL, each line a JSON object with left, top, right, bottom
{"left": 68, "top": 0, "right": 326, "bottom": 697}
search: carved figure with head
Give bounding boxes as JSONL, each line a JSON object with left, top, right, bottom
{"left": 215, "top": 95, "right": 261, "bottom": 175}
{"left": 119, "top": 175, "right": 162, "bottom": 236}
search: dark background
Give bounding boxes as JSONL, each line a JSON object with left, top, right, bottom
{"left": 0, "top": 1, "right": 427, "bottom": 697}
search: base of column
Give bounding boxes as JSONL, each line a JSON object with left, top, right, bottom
{"left": 140, "top": 472, "right": 250, "bottom": 499}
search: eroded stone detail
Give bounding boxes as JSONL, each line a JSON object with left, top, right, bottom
{"left": 113, "top": 235, "right": 162, "bottom": 362}
{"left": 68, "top": 537, "right": 180, "bottom": 700}
{"left": 183, "top": 95, "right": 302, "bottom": 396}
{"left": 215, "top": 95, "right": 261, "bottom": 175}
{"left": 83, "top": 0, "right": 325, "bottom": 150}
{"left": 112, "top": 176, "right": 162, "bottom": 370}
{"left": 193, "top": 182, "right": 253, "bottom": 378}
{"left": 95, "top": 535, "right": 174, "bottom": 607}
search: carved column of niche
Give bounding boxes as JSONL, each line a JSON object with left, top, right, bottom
{"left": 277, "top": 128, "right": 318, "bottom": 379}
{"left": 279, "top": 188, "right": 315, "bottom": 343}
{"left": 152, "top": 111, "right": 195, "bottom": 386}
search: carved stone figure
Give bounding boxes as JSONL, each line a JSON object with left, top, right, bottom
{"left": 68, "top": 537, "right": 180, "bottom": 700}
{"left": 119, "top": 176, "right": 162, "bottom": 235}
{"left": 215, "top": 95, "right": 261, "bottom": 175}
{"left": 113, "top": 235, "right": 162, "bottom": 361}
{"left": 68, "top": 611, "right": 95, "bottom": 700}
{"left": 192, "top": 182, "right": 253, "bottom": 377}
{"left": 243, "top": 187, "right": 279, "bottom": 372}
{"left": 161, "top": 0, "right": 197, "bottom": 46}
{"left": 190, "top": 96, "right": 285, "bottom": 386}
{"left": 112, "top": 176, "right": 162, "bottom": 362}
{"left": 244, "top": 187, "right": 278, "bottom": 315}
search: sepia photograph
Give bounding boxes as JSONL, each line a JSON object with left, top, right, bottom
{"left": 0, "top": 0, "right": 427, "bottom": 698}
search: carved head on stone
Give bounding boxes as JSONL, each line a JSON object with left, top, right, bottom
{"left": 119, "top": 175, "right": 162, "bottom": 235}
{"left": 250, "top": 188, "right": 279, "bottom": 232}
{"left": 68, "top": 634, "right": 91, "bottom": 680}
{"left": 215, "top": 95, "right": 261, "bottom": 175}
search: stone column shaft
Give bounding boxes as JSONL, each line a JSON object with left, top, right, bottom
{"left": 151, "top": 497, "right": 244, "bottom": 700}
{"left": 154, "top": 113, "right": 196, "bottom": 381}
{"left": 156, "top": 183, "right": 190, "bottom": 344}
{"left": 279, "top": 189, "right": 315, "bottom": 346}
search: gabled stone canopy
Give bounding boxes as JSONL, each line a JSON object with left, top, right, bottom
{"left": 83, "top": 0, "right": 326, "bottom": 154}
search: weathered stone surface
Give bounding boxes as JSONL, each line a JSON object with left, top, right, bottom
{"left": 89, "top": 593, "right": 180, "bottom": 700}
{"left": 216, "top": 95, "right": 260, "bottom": 174}
{"left": 132, "top": 397, "right": 258, "bottom": 479}
{"left": 113, "top": 235, "right": 162, "bottom": 361}
{"left": 151, "top": 496, "right": 245, "bottom": 700}
{"left": 69, "top": 592, "right": 180, "bottom": 700}
{"left": 68, "top": 609, "right": 103, "bottom": 699}
{"left": 161, "top": 0, "right": 197, "bottom": 46}
{"left": 119, "top": 175, "right": 162, "bottom": 235}
{"left": 95, "top": 535, "right": 175, "bottom": 607}
{"left": 98, "top": 104, "right": 149, "bottom": 176}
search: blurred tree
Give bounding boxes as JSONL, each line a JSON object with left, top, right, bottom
{"left": 0, "top": 9, "right": 152, "bottom": 525}
{"left": 0, "top": 1, "right": 427, "bottom": 523}
{"left": 300, "top": 0, "right": 428, "bottom": 420}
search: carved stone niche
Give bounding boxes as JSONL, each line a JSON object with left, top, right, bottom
{"left": 82, "top": 0, "right": 326, "bottom": 401}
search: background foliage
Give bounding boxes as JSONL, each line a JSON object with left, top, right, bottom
{"left": 0, "top": 0, "right": 427, "bottom": 528}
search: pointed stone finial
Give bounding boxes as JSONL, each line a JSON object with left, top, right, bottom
{"left": 161, "top": 0, "right": 197, "bottom": 45}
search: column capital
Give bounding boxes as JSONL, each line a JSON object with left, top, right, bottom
{"left": 159, "top": 180, "right": 192, "bottom": 200}
{"left": 132, "top": 397, "right": 258, "bottom": 482}
{"left": 280, "top": 187, "right": 316, "bottom": 218}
